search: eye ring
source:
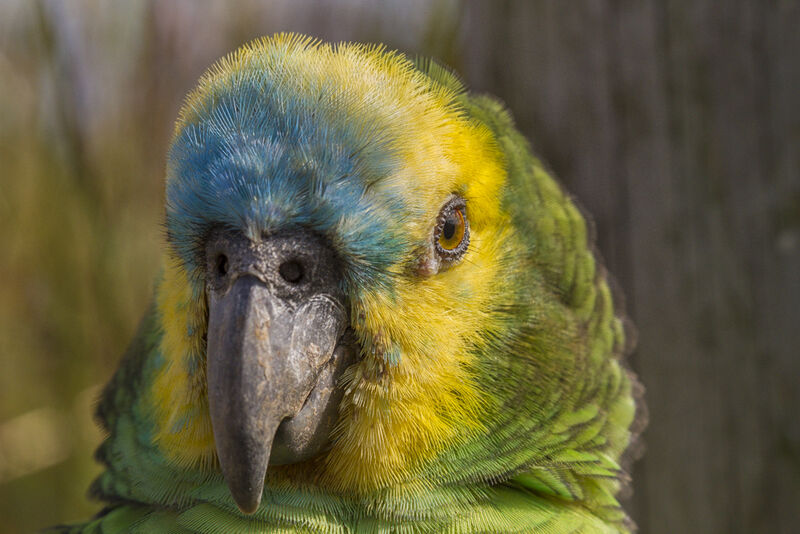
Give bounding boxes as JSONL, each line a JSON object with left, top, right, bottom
{"left": 434, "top": 196, "right": 470, "bottom": 261}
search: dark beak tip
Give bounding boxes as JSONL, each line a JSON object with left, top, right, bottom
{"left": 233, "top": 492, "right": 261, "bottom": 515}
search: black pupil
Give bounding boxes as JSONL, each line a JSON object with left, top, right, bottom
{"left": 442, "top": 215, "right": 457, "bottom": 240}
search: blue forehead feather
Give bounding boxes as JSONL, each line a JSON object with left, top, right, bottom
{"left": 165, "top": 74, "right": 411, "bottom": 292}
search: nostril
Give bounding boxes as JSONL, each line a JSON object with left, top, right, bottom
{"left": 216, "top": 254, "right": 229, "bottom": 277}
{"left": 279, "top": 260, "right": 304, "bottom": 284}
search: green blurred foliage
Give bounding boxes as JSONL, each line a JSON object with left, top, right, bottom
{"left": 0, "top": 1, "right": 461, "bottom": 531}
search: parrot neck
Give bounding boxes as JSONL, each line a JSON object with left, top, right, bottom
{"left": 91, "top": 294, "right": 631, "bottom": 533}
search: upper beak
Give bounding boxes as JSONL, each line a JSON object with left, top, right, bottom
{"left": 204, "top": 230, "right": 350, "bottom": 514}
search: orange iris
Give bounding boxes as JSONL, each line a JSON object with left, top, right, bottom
{"left": 438, "top": 208, "right": 466, "bottom": 250}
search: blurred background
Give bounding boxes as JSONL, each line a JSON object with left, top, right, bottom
{"left": 0, "top": 1, "right": 798, "bottom": 532}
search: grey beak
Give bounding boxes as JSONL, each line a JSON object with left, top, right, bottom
{"left": 205, "top": 230, "right": 350, "bottom": 514}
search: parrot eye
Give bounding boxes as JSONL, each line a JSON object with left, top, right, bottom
{"left": 434, "top": 196, "right": 469, "bottom": 261}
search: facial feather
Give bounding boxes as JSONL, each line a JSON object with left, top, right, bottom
{"left": 154, "top": 33, "right": 510, "bottom": 492}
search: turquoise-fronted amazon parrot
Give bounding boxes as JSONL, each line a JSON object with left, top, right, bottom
{"left": 52, "top": 34, "right": 644, "bottom": 533}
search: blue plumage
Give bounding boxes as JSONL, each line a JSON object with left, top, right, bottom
{"left": 166, "top": 76, "right": 410, "bottom": 292}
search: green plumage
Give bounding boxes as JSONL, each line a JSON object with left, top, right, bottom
{"left": 51, "top": 42, "right": 643, "bottom": 533}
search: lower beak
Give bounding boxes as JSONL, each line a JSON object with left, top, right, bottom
{"left": 206, "top": 275, "right": 346, "bottom": 514}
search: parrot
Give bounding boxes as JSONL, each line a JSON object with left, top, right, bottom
{"left": 51, "top": 33, "right": 644, "bottom": 533}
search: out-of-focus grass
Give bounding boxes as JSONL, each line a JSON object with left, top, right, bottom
{"left": 0, "top": 3, "right": 163, "bottom": 529}
{"left": 0, "top": 1, "right": 461, "bottom": 531}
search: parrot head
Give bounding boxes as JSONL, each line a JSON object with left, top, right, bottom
{"left": 133, "top": 33, "right": 641, "bottom": 529}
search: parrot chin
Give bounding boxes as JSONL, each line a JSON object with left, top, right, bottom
{"left": 204, "top": 229, "right": 352, "bottom": 514}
